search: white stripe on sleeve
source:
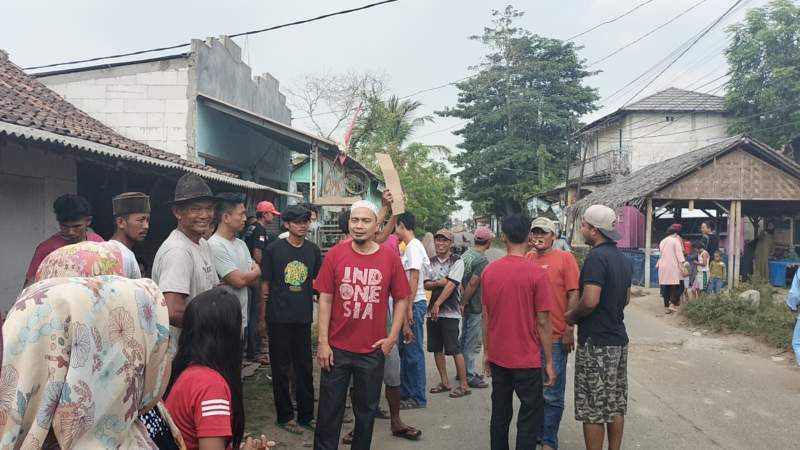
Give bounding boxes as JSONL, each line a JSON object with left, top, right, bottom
{"left": 202, "top": 410, "right": 231, "bottom": 417}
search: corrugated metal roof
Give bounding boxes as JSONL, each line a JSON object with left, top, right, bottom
{"left": 0, "top": 121, "right": 301, "bottom": 197}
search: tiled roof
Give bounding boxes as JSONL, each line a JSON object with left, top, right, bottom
{"left": 0, "top": 50, "right": 225, "bottom": 175}
{"left": 623, "top": 87, "right": 726, "bottom": 112}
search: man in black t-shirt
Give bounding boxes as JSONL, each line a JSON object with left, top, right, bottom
{"left": 701, "top": 221, "right": 719, "bottom": 259}
{"left": 261, "top": 204, "right": 322, "bottom": 433}
{"left": 565, "top": 204, "right": 632, "bottom": 450}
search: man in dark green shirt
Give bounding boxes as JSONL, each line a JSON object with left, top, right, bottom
{"left": 460, "top": 226, "right": 493, "bottom": 388}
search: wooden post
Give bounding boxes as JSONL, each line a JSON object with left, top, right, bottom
{"left": 644, "top": 197, "right": 654, "bottom": 289}
{"left": 733, "top": 201, "right": 742, "bottom": 288}
{"left": 727, "top": 200, "right": 736, "bottom": 289}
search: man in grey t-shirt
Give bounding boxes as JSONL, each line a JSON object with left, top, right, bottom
{"left": 152, "top": 174, "right": 221, "bottom": 353}
{"left": 208, "top": 193, "right": 261, "bottom": 332}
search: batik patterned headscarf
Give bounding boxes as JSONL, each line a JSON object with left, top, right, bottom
{"left": 1, "top": 239, "right": 175, "bottom": 449}
{"left": 0, "top": 276, "right": 170, "bottom": 449}
{"left": 34, "top": 241, "right": 124, "bottom": 282}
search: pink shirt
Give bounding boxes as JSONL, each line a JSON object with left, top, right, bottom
{"left": 657, "top": 234, "right": 686, "bottom": 285}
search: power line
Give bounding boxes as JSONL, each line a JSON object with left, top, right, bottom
{"left": 414, "top": 120, "right": 469, "bottom": 139}
{"left": 582, "top": 0, "right": 750, "bottom": 136}
{"left": 565, "top": 0, "right": 661, "bottom": 41}
{"left": 621, "top": 0, "right": 750, "bottom": 108}
{"left": 621, "top": 74, "right": 730, "bottom": 134}
{"left": 293, "top": 1, "right": 688, "bottom": 123}
{"left": 23, "top": 0, "right": 402, "bottom": 71}
{"left": 586, "top": 0, "right": 710, "bottom": 68}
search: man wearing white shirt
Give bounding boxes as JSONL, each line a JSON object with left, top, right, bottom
{"left": 110, "top": 192, "right": 150, "bottom": 278}
{"left": 395, "top": 212, "right": 431, "bottom": 409}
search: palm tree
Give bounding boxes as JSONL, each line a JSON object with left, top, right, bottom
{"left": 350, "top": 95, "right": 435, "bottom": 160}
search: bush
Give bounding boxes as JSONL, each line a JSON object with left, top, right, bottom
{"left": 682, "top": 282, "right": 796, "bottom": 349}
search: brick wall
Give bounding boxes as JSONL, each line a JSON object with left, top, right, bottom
{"left": 41, "top": 64, "right": 191, "bottom": 158}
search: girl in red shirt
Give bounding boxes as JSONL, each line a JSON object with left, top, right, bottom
{"left": 165, "top": 287, "right": 250, "bottom": 450}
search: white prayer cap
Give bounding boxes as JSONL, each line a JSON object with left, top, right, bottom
{"left": 350, "top": 200, "right": 379, "bottom": 217}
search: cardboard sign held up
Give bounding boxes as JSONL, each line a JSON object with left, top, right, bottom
{"left": 375, "top": 153, "right": 405, "bottom": 215}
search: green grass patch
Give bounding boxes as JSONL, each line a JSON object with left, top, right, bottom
{"left": 682, "top": 282, "right": 796, "bottom": 349}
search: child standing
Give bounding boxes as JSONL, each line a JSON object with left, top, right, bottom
{"left": 708, "top": 250, "right": 727, "bottom": 294}
{"left": 691, "top": 241, "right": 710, "bottom": 299}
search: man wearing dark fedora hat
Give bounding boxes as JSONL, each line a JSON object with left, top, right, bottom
{"left": 152, "top": 173, "right": 221, "bottom": 352}
{"left": 110, "top": 192, "right": 151, "bottom": 279}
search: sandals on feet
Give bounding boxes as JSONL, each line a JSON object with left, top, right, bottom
{"left": 276, "top": 420, "right": 304, "bottom": 435}
{"left": 449, "top": 386, "right": 471, "bottom": 398}
{"left": 429, "top": 383, "right": 451, "bottom": 394}
{"left": 392, "top": 426, "right": 422, "bottom": 441}
{"left": 342, "top": 431, "right": 354, "bottom": 445}
{"left": 375, "top": 408, "right": 391, "bottom": 419}
{"left": 468, "top": 378, "right": 489, "bottom": 389}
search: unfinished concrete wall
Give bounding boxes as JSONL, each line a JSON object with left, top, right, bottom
{"left": 38, "top": 57, "right": 192, "bottom": 159}
{"left": 0, "top": 140, "right": 77, "bottom": 311}
{"left": 192, "top": 36, "right": 292, "bottom": 124}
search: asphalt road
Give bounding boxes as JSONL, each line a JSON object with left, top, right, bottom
{"left": 367, "top": 288, "right": 800, "bottom": 450}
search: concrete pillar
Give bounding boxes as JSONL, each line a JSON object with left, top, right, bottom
{"left": 644, "top": 197, "right": 653, "bottom": 289}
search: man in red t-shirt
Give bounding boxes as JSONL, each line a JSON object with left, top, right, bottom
{"left": 313, "top": 200, "right": 412, "bottom": 450}
{"left": 527, "top": 217, "right": 579, "bottom": 450}
{"left": 24, "top": 194, "right": 104, "bottom": 286}
{"left": 481, "top": 214, "right": 555, "bottom": 450}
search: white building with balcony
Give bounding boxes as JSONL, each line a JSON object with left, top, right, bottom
{"left": 577, "top": 87, "right": 729, "bottom": 178}
{"left": 529, "top": 87, "right": 730, "bottom": 222}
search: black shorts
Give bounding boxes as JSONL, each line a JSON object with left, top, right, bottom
{"left": 426, "top": 317, "right": 461, "bottom": 355}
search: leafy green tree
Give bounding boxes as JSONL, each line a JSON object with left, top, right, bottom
{"left": 725, "top": 0, "right": 800, "bottom": 158}
{"left": 351, "top": 95, "right": 458, "bottom": 232}
{"left": 438, "top": 6, "right": 598, "bottom": 216}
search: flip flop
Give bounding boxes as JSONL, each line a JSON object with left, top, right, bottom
{"left": 342, "top": 431, "right": 354, "bottom": 445}
{"left": 468, "top": 378, "right": 489, "bottom": 389}
{"left": 448, "top": 386, "right": 471, "bottom": 398}
{"left": 429, "top": 383, "right": 451, "bottom": 394}
{"left": 276, "top": 420, "right": 304, "bottom": 435}
{"left": 392, "top": 426, "right": 422, "bottom": 441}
{"left": 299, "top": 420, "right": 315, "bottom": 432}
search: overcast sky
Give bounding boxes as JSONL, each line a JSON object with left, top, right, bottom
{"left": 2, "top": 0, "right": 766, "bottom": 219}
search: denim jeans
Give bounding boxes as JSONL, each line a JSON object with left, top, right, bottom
{"left": 793, "top": 316, "right": 800, "bottom": 367}
{"left": 540, "top": 342, "right": 568, "bottom": 449}
{"left": 400, "top": 300, "right": 427, "bottom": 406}
{"left": 460, "top": 312, "right": 483, "bottom": 380}
{"left": 708, "top": 277, "right": 724, "bottom": 294}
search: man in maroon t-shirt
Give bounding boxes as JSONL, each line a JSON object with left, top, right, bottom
{"left": 481, "top": 214, "right": 555, "bottom": 450}
{"left": 313, "top": 200, "right": 412, "bottom": 450}
{"left": 25, "top": 194, "right": 104, "bottom": 286}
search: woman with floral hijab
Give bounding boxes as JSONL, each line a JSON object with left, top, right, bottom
{"left": 1, "top": 241, "right": 181, "bottom": 449}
